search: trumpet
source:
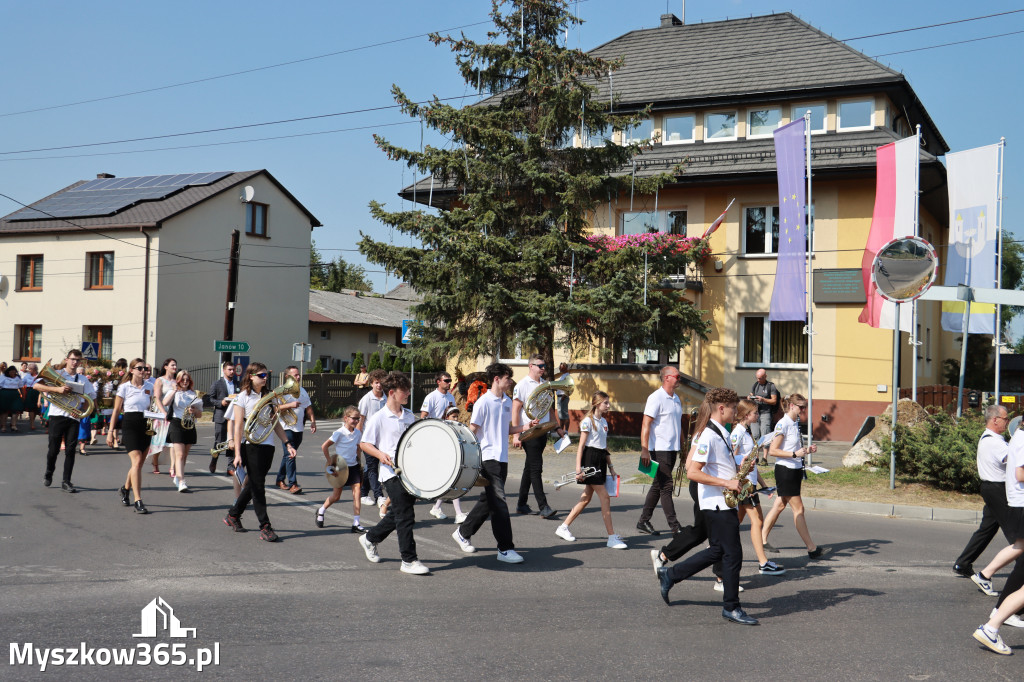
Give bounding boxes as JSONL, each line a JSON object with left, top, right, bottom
{"left": 244, "top": 375, "right": 301, "bottom": 444}
{"left": 210, "top": 441, "right": 233, "bottom": 456}
{"left": 553, "top": 467, "right": 599, "bottom": 489}
{"left": 37, "top": 360, "right": 95, "bottom": 420}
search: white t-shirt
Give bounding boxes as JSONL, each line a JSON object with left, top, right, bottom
{"left": 580, "top": 416, "right": 608, "bottom": 450}
{"left": 360, "top": 405, "right": 415, "bottom": 483}
{"left": 0, "top": 376, "right": 22, "bottom": 389}
{"left": 169, "top": 389, "right": 199, "bottom": 419}
{"left": 116, "top": 382, "right": 152, "bottom": 413}
{"left": 1006, "top": 429, "right": 1024, "bottom": 507}
{"left": 328, "top": 426, "right": 361, "bottom": 466}
{"left": 555, "top": 372, "right": 570, "bottom": 397}
{"left": 420, "top": 389, "right": 455, "bottom": 419}
{"left": 729, "top": 422, "right": 758, "bottom": 485}
{"left": 358, "top": 390, "right": 387, "bottom": 421}
{"left": 37, "top": 368, "right": 97, "bottom": 419}
{"left": 514, "top": 375, "right": 550, "bottom": 426}
{"left": 693, "top": 419, "right": 737, "bottom": 511}
{"left": 233, "top": 389, "right": 266, "bottom": 444}
{"left": 772, "top": 414, "right": 804, "bottom": 470}
{"left": 977, "top": 428, "right": 1009, "bottom": 483}
{"left": 471, "top": 391, "right": 513, "bottom": 463}
{"left": 284, "top": 387, "right": 312, "bottom": 432}
{"left": 643, "top": 388, "right": 682, "bottom": 451}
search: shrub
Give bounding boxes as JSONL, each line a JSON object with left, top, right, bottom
{"left": 367, "top": 352, "right": 381, "bottom": 371}
{"left": 874, "top": 409, "right": 987, "bottom": 493}
{"left": 311, "top": 358, "right": 324, "bottom": 374}
{"left": 351, "top": 351, "right": 365, "bottom": 373}
{"left": 382, "top": 353, "right": 395, "bottom": 371}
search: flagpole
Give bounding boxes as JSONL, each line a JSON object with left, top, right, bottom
{"left": 804, "top": 110, "right": 814, "bottom": 463}
{"left": 911, "top": 125, "right": 922, "bottom": 401}
{"left": 995, "top": 137, "right": 1006, "bottom": 402}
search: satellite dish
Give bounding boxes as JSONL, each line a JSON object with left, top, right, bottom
{"left": 240, "top": 186, "right": 255, "bottom": 203}
{"left": 871, "top": 236, "right": 938, "bottom": 303}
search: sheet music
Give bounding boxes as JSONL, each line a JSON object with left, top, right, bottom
{"left": 554, "top": 433, "right": 572, "bottom": 454}
{"left": 807, "top": 466, "right": 829, "bottom": 474}
{"left": 65, "top": 380, "right": 85, "bottom": 394}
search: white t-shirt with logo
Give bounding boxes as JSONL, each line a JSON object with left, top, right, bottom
{"left": 360, "top": 405, "right": 415, "bottom": 483}
{"left": 978, "top": 428, "right": 1009, "bottom": 483}
{"left": 772, "top": 414, "right": 804, "bottom": 470}
{"left": 420, "top": 389, "right": 456, "bottom": 419}
{"left": 693, "top": 419, "right": 737, "bottom": 511}
{"left": 328, "top": 426, "right": 361, "bottom": 467}
{"left": 1006, "top": 429, "right": 1024, "bottom": 507}
{"left": 116, "top": 382, "right": 152, "bottom": 413}
{"left": 729, "top": 422, "right": 758, "bottom": 485}
{"left": 284, "top": 386, "right": 312, "bottom": 432}
{"left": 471, "top": 391, "right": 513, "bottom": 463}
{"left": 514, "top": 376, "right": 550, "bottom": 426}
{"left": 580, "top": 416, "right": 608, "bottom": 450}
{"left": 643, "top": 388, "right": 682, "bottom": 451}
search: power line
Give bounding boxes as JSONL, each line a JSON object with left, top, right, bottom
{"left": 873, "top": 29, "right": 1024, "bottom": 57}
{"left": 841, "top": 8, "right": 1024, "bottom": 41}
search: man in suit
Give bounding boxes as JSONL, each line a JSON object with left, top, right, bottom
{"left": 208, "top": 361, "right": 240, "bottom": 473}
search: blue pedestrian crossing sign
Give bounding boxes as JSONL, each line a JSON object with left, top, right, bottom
{"left": 81, "top": 342, "right": 99, "bottom": 360}
{"left": 401, "top": 320, "right": 418, "bottom": 345}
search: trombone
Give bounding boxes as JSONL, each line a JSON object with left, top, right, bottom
{"left": 553, "top": 467, "right": 599, "bottom": 489}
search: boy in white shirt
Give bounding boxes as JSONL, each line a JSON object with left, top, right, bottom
{"left": 421, "top": 371, "right": 464, "bottom": 522}
{"left": 358, "top": 369, "right": 388, "bottom": 509}
{"left": 317, "top": 406, "right": 366, "bottom": 533}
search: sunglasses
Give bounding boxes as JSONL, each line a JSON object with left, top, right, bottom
{"left": 134, "top": 366, "right": 146, "bottom": 371}
{"left": 254, "top": 372, "right": 269, "bottom": 379}
{"left": 440, "top": 378, "right": 452, "bottom": 383}
{"left": 533, "top": 363, "right": 546, "bottom": 369}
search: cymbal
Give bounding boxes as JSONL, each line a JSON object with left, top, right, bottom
{"left": 324, "top": 452, "right": 349, "bottom": 488}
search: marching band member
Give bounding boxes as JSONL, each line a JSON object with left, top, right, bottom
{"left": 275, "top": 365, "right": 316, "bottom": 495}
{"left": 730, "top": 399, "right": 785, "bottom": 576}
{"left": 22, "top": 363, "right": 41, "bottom": 431}
{"left": 356, "top": 372, "right": 429, "bottom": 574}
{"left": 35, "top": 349, "right": 96, "bottom": 493}
{"left": 208, "top": 362, "right": 240, "bottom": 473}
{"left": 512, "top": 355, "right": 566, "bottom": 518}
{"left": 554, "top": 391, "right": 626, "bottom": 549}
{"left": 149, "top": 358, "right": 177, "bottom": 475}
{"left": 421, "top": 371, "right": 465, "bottom": 523}
{"left": 317, "top": 405, "right": 365, "bottom": 533}
{"left": 223, "top": 363, "right": 297, "bottom": 542}
{"left": 451, "top": 362, "right": 537, "bottom": 564}
{"left": 761, "top": 394, "right": 828, "bottom": 559}
{"left": 108, "top": 358, "right": 153, "bottom": 514}
{"left": 656, "top": 388, "right": 758, "bottom": 625}
{"left": 357, "top": 369, "right": 389, "bottom": 514}
{"left": 163, "top": 369, "right": 201, "bottom": 492}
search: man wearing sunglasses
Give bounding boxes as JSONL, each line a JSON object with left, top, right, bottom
{"left": 35, "top": 349, "right": 96, "bottom": 493}
{"left": 512, "top": 355, "right": 566, "bottom": 519}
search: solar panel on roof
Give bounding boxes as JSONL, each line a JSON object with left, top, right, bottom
{"left": 7, "top": 170, "right": 233, "bottom": 221}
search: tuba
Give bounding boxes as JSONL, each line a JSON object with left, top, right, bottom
{"left": 520, "top": 374, "right": 575, "bottom": 442}
{"left": 244, "top": 375, "right": 301, "bottom": 444}
{"left": 37, "top": 360, "right": 95, "bottom": 419}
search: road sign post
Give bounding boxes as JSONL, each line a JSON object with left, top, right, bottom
{"left": 214, "top": 341, "right": 250, "bottom": 354}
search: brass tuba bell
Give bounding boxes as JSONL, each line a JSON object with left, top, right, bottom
{"left": 244, "top": 374, "right": 301, "bottom": 444}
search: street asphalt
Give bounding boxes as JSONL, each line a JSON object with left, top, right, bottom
{"left": 0, "top": 421, "right": 1019, "bottom": 680}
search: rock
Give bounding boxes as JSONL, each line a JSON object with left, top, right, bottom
{"left": 844, "top": 437, "right": 882, "bottom": 467}
{"left": 843, "top": 398, "right": 928, "bottom": 467}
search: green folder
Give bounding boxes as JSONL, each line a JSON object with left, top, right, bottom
{"left": 638, "top": 459, "right": 659, "bottom": 478}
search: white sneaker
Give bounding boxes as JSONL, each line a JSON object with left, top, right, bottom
{"left": 452, "top": 529, "right": 476, "bottom": 553}
{"left": 455, "top": 513, "right": 468, "bottom": 524}
{"left": 177, "top": 480, "right": 188, "bottom": 492}
{"left": 607, "top": 534, "right": 627, "bottom": 549}
{"left": 170, "top": 476, "right": 178, "bottom": 486}
{"left": 361, "top": 495, "right": 375, "bottom": 506}
{"left": 497, "top": 549, "right": 524, "bottom": 564}
{"left": 555, "top": 525, "right": 576, "bottom": 542}
{"left": 713, "top": 582, "right": 744, "bottom": 592}
{"left": 650, "top": 549, "right": 666, "bottom": 576}
{"left": 992, "top": 608, "right": 1024, "bottom": 628}
{"left": 377, "top": 497, "right": 387, "bottom": 508}
{"left": 358, "top": 534, "right": 380, "bottom": 563}
{"left": 973, "top": 625, "right": 1011, "bottom": 655}
{"left": 429, "top": 507, "right": 448, "bottom": 520}
{"left": 400, "top": 560, "right": 430, "bottom": 575}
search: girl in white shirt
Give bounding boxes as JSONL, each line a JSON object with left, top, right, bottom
{"left": 316, "top": 406, "right": 365, "bottom": 532}
{"left": 554, "top": 391, "right": 626, "bottom": 549}
{"left": 107, "top": 358, "right": 154, "bottom": 514}
{"left": 163, "top": 370, "right": 201, "bottom": 492}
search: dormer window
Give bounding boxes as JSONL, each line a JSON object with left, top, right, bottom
{"left": 837, "top": 99, "right": 874, "bottom": 131}
{"left": 663, "top": 114, "right": 695, "bottom": 144}
{"left": 747, "top": 108, "right": 782, "bottom": 138}
{"left": 622, "top": 119, "right": 653, "bottom": 144}
{"left": 792, "top": 103, "right": 827, "bottom": 134}
{"left": 704, "top": 111, "right": 737, "bottom": 142}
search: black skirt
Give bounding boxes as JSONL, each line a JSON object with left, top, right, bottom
{"left": 121, "top": 412, "right": 152, "bottom": 453}
{"left": 774, "top": 464, "right": 804, "bottom": 497}
{"left": 166, "top": 417, "right": 197, "bottom": 445}
{"left": 581, "top": 446, "right": 608, "bottom": 485}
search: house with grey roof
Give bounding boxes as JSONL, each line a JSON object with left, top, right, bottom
{"left": 0, "top": 170, "right": 320, "bottom": 374}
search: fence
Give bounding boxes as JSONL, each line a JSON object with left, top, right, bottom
{"left": 302, "top": 373, "right": 438, "bottom": 415}
{"left": 898, "top": 384, "right": 980, "bottom": 411}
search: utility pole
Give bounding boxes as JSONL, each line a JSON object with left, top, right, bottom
{"left": 222, "top": 229, "right": 240, "bottom": 365}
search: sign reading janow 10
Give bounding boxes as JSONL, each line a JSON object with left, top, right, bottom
{"left": 214, "top": 340, "right": 250, "bottom": 353}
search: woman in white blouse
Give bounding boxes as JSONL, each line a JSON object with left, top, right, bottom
{"left": 0, "top": 365, "right": 25, "bottom": 432}
{"left": 149, "top": 358, "right": 177, "bottom": 475}
{"left": 107, "top": 358, "right": 154, "bottom": 514}
{"left": 554, "top": 391, "right": 626, "bottom": 549}
{"left": 162, "top": 370, "right": 201, "bottom": 493}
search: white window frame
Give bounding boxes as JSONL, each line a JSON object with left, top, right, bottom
{"left": 746, "top": 107, "right": 782, "bottom": 139}
{"left": 741, "top": 205, "right": 781, "bottom": 256}
{"left": 619, "top": 209, "right": 687, "bottom": 237}
{"left": 837, "top": 98, "right": 874, "bottom": 132}
{"left": 583, "top": 124, "right": 614, "bottom": 148}
{"left": 791, "top": 103, "right": 827, "bottom": 134}
{"left": 622, "top": 118, "right": 653, "bottom": 145}
{"left": 662, "top": 114, "right": 696, "bottom": 145}
{"left": 738, "top": 314, "right": 808, "bottom": 369}
{"left": 703, "top": 111, "right": 737, "bottom": 142}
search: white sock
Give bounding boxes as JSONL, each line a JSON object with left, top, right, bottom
{"left": 318, "top": 506, "right": 326, "bottom": 516}
{"left": 353, "top": 515, "right": 360, "bottom": 525}
{"left": 559, "top": 524, "right": 569, "bottom": 531}
{"left": 432, "top": 500, "right": 443, "bottom": 511}
{"left": 983, "top": 624, "right": 998, "bottom": 636}
{"left": 452, "top": 499, "right": 463, "bottom": 514}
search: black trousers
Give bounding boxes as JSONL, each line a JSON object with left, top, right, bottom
{"left": 229, "top": 443, "right": 276, "bottom": 528}
{"left": 367, "top": 477, "right": 418, "bottom": 562}
{"left": 460, "top": 460, "right": 515, "bottom": 552}
{"left": 517, "top": 437, "right": 548, "bottom": 509}
{"left": 661, "top": 481, "right": 722, "bottom": 577}
{"left": 955, "top": 480, "right": 1014, "bottom": 568}
{"left": 666, "top": 508, "right": 743, "bottom": 611}
{"left": 45, "top": 415, "right": 79, "bottom": 483}
{"left": 638, "top": 450, "right": 679, "bottom": 531}
{"left": 213, "top": 419, "right": 229, "bottom": 446}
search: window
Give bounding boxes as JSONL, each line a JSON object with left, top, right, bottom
{"left": 740, "top": 316, "right": 807, "bottom": 367}
{"left": 369, "top": 332, "right": 378, "bottom": 344}
{"left": 837, "top": 99, "right": 873, "bottom": 131}
{"left": 320, "top": 329, "right": 331, "bottom": 340}
{"left": 704, "top": 111, "right": 737, "bottom": 142}
{"left": 583, "top": 124, "right": 614, "bottom": 147}
{"left": 743, "top": 206, "right": 780, "bottom": 254}
{"left": 86, "top": 252, "right": 114, "bottom": 289}
{"left": 791, "top": 104, "right": 826, "bottom": 134}
{"left": 622, "top": 119, "right": 653, "bottom": 144}
{"left": 663, "top": 114, "right": 695, "bottom": 144}
{"left": 245, "top": 202, "right": 268, "bottom": 237}
{"left": 620, "top": 345, "right": 679, "bottom": 365}
{"left": 17, "top": 325, "right": 42, "bottom": 361}
{"left": 747, "top": 108, "right": 781, "bottom": 138}
{"left": 83, "top": 325, "right": 112, "bottom": 360}
{"left": 17, "top": 255, "right": 43, "bottom": 291}
{"left": 620, "top": 210, "right": 687, "bottom": 236}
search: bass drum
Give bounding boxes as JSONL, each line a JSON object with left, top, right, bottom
{"left": 395, "top": 418, "right": 482, "bottom": 501}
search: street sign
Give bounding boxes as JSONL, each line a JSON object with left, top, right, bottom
{"left": 215, "top": 340, "right": 250, "bottom": 353}
{"left": 401, "top": 320, "right": 420, "bottom": 345}
{"left": 81, "top": 342, "right": 99, "bottom": 360}
{"left": 233, "top": 355, "right": 250, "bottom": 373}
{"left": 292, "top": 343, "right": 312, "bottom": 363}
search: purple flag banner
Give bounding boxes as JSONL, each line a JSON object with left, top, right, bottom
{"left": 769, "top": 118, "right": 808, "bottom": 321}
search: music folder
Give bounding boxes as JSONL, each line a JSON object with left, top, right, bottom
{"left": 638, "top": 459, "right": 659, "bottom": 478}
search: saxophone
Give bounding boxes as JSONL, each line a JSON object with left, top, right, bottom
{"left": 723, "top": 451, "right": 758, "bottom": 509}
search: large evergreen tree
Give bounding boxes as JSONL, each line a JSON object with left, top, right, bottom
{"left": 310, "top": 240, "right": 373, "bottom": 293}
{"left": 360, "top": 0, "right": 708, "bottom": 365}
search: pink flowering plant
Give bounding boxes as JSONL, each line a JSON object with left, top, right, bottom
{"left": 586, "top": 232, "right": 710, "bottom": 262}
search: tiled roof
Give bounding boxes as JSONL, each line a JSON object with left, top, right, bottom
{"left": 0, "top": 169, "right": 321, "bottom": 235}
{"left": 308, "top": 288, "right": 418, "bottom": 327}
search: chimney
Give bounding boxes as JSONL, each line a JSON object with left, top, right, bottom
{"left": 660, "top": 13, "right": 682, "bottom": 28}
{"left": 96, "top": 173, "right": 115, "bottom": 179}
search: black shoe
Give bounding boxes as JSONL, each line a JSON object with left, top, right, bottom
{"left": 134, "top": 500, "right": 148, "bottom": 514}
{"left": 208, "top": 457, "right": 218, "bottom": 474}
{"left": 43, "top": 475, "right": 52, "bottom": 487}
{"left": 119, "top": 486, "right": 131, "bottom": 506}
{"left": 954, "top": 563, "right": 974, "bottom": 577}
{"left": 351, "top": 524, "right": 367, "bottom": 534}
{"left": 722, "top": 607, "right": 759, "bottom": 625}
{"left": 539, "top": 505, "right": 557, "bottom": 519}
{"left": 315, "top": 510, "right": 325, "bottom": 528}
{"left": 763, "top": 541, "right": 780, "bottom": 554}
{"left": 260, "top": 525, "right": 279, "bottom": 542}
{"left": 657, "top": 567, "right": 673, "bottom": 605}
{"left": 61, "top": 481, "right": 77, "bottom": 494}
{"left": 808, "top": 546, "right": 830, "bottom": 559}
{"left": 223, "top": 514, "right": 245, "bottom": 532}
{"left": 637, "top": 521, "right": 660, "bottom": 536}
{"left": 516, "top": 505, "right": 537, "bottom": 515}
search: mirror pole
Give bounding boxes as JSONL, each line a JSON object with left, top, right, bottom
{"left": 890, "top": 302, "right": 899, "bottom": 490}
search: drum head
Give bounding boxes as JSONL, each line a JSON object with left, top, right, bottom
{"left": 396, "top": 419, "right": 467, "bottom": 499}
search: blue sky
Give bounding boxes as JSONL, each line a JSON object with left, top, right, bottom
{"left": 1, "top": 1, "right": 1020, "bottom": 326}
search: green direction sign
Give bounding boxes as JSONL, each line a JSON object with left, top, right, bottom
{"left": 214, "top": 340, "right": 250, "bottom": 353}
